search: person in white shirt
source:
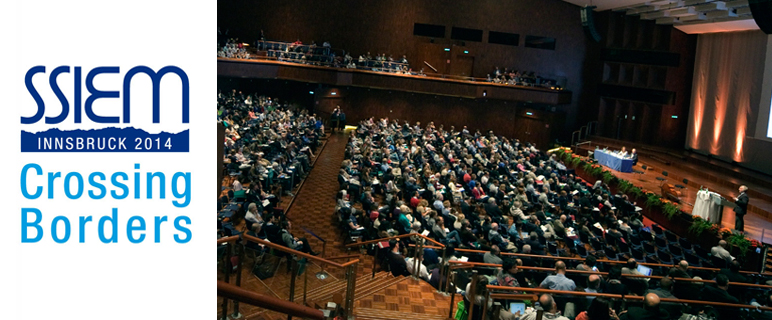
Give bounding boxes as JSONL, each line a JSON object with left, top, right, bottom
{"left": 232, "top": 179, "right": 243, "bottom": 192}
{"left": 244, "top": 203, "right": 263, "bottom": 232}
{"left": 711, "top": 240, "right": 735, "bottom": 263}
{"left": 405, "top": 256, "right": 430, "bottom": 280}
{"left": 521, "top": 294, "right": 569, "bottom": 320}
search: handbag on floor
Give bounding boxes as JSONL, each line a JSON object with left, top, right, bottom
{"left": 252, "top": 253, "right": 280, "bottom": 280}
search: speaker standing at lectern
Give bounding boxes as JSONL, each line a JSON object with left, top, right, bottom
{"left": 734, "top": 185, "right": 750, "bottom": 232}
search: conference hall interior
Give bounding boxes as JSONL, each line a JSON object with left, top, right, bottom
{"left": 216, "top": 1, "right": 772, "bottom": 319}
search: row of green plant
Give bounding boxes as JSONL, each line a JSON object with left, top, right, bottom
{"left": 554, "top": 147, "right": 760, "bottom": 258}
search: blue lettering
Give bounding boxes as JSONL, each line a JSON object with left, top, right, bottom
{"left": 98, "top": 208, "right": 118, "bottom": 243}
{"left": 79, "top": 216, "right": 92, "bottom": 243}
{"left": 64, "top": 172, "right": 83, "bottom": 199}
{"left": 134, "top": 163, "right": 140, "bottom": 199}
{"left": 85, "top": 67, "right": 120, "bottom": 123}
{"left": 147, "top": 171, "right": 165, "bottom": 199}
{"left": 22, "top": 65, "right": 189, "bottom": 124}
{"left": 123, "top": 66, "right": 190, "bottom": 123}
{"left": 171, "top": 172, "right": 191, "bottom": 207}
{"left": 51, "top": 216, "right": 71, "bottom": 243}
{"left": 154, "top": 216, "right": 167, "bottom": 243}
{"left": 127, "top": 216, "right": 146, "bottom": 243}
{"left": 21, "top": 163, "right": 43, "bottom": 199}
{"left": 21, "top": 208, "right": 43, "bottom": 243}
{"left": 22, "top": 66, "right": 46, "bottom": 124}
{"left": 47, "top": 171, "right": 61, "bottom": 199}
{"left": 110, "top": 172, "right": 128, "bottom": 199}
{"left": 88, "top": 172, "right": 106, "bottom": 199}
{"left": 74, "top": 67, "right": 82, "bottom": 123}
{"left": 46, "top": 66, "right": 70, "bottom": 124}
{"left": 174, "top": 216, "right": 192, "bottom": 243}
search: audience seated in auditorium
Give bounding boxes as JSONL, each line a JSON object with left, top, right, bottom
{"left": 325, "top": 116, "right": 768, "bottom": 320}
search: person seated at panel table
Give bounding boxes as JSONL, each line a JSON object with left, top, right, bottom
{"left": 618, "top": 146, "right": 628, "bottom": 157}
{"left": 630, "top": 148, "right": 638, "bottom": 165}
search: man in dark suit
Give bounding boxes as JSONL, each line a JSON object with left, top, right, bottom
{"left": 484, "top": 197, "right": 504, "bottom": 222}
{"left": 630, "top": 148, "right": 639, "bottom": 166}
{"left": 720, "top": 260, "right": 749, "bottom": 298}
{"left": 701, "top": 274, "right": 740, "bottom": 320}
{"left": 387, "top": 240, "right": 411, "bottom": 277}
{"left": 734, "top": 185, "right": 749, "bottom": 232}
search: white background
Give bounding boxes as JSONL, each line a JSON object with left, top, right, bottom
{"left": 0, "top": 1, "right": 215, "bottom": 318}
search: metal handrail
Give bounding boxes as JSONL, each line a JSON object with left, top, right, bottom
{"left": 219, "top": 234, "right": 360, "bottom": 318}
{"left": 486, "top": 285, "right": 772, "bottom": 311}
{"left": 217, "top": 56, "right": 567, "bottom": 92}
{"left": 343, "top": 233, "right": 445, "bottom": 249}
{"left": 242, "top": 234, "right": 359, "bottom": 268}
{"left": 448, "top": 260, "right": 772, "bottom": 289}
{"left": 218, "top": 281, "right": 325, "bottom": 320}
{"left": 449, "top": 247, "right": 764, "bottom": 275}
{"left": 571, "top": 131, "right": 580, "bottom": 146}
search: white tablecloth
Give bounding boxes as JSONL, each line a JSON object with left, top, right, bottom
{"left": 693, "top": 190, "right": 723, "bottom": 222}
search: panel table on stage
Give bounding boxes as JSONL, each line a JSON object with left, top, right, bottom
{"left": 594, "top": 149, "right": 634, "bottom": 173}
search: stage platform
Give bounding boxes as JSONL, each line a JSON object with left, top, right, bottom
{"left": 575, "top": 136, "right": 772, "bottom": 244}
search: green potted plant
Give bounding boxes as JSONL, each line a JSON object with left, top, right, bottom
{"left": 727, "top": 233, "right": 752, "bottom": 258}
{"left": 688, "top": 216, "right": 714, "bottom": 236}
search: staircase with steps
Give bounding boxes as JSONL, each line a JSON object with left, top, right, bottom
{"left": 354, "top": 308, "right": 449, "bottom": 320}
{"left": 292, "top": 271, "right": 407, "bottom": 309}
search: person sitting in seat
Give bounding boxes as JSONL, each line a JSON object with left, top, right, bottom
{"left": 700, "top": 274, "right": 739, "bottom": 320}
{"left": 540, "top": 261, "right": 576, "bottom": 291}
{"left": 387, "top": 239, "right": 410, "bottom": 277}
{"left": 244, "top": 202, "right": 264, "bottom": 233}
{"left": 483, "top": 245, "right": 503, "bottom": 265}
{"left": 619, "top": 293, "right": 668, "bottom": 320}
{"left": 711, "top": 240, "right": 734, "bottom": 264}
{"left": 279, "top": 221, "right": 318, "bottom": 255}
{"left": 521, "top": 294, "right": 570, "bottom": 320}
{"left": 489, "top": 222, "right": 516, "bottom": 252}
{"left": 497, "top": 258, "right": 521, "bottom": 288}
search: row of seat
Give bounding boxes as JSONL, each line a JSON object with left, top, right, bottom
{"left": 572, "top": 222, "right": 731, "bottom": 276}
{"left": 259, "top": 41, "right": 331, "bottom": 56}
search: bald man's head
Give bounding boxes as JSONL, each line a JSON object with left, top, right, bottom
{"left": 719, "top": 240, "right": 728, "bottom": 249}
{"left": 555, "top": 261, "right": 566, "bottom": 273}
{"left": 588, "top": 274, "right": 601, "bottom": 289}
{"left": 678, "top": 260, "right": 689, "bottom": 271}
{"left": 644, "top": 293, "right": 661, "bottom": 310}
{"left": 538, "top": 294, "right": 557, "bottom": 313}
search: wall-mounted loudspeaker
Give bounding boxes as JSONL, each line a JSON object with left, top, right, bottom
{"left": 581, "top": 6, "right": 601, "bottom": 42}
{"left": 750, "top": 0, "right": 772, "bottom": 34}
